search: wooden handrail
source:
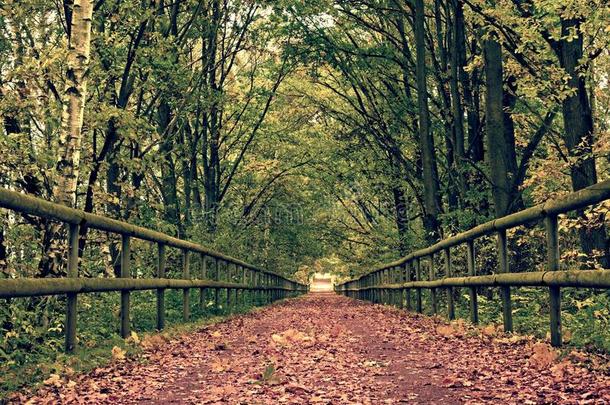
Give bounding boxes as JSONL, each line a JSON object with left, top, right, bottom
{"left": 0, "top": 187, "right": 308, "bottom": 352}
{"left": 0, "top": 278, "right": 307, "bottom": 298}
{"left": 336, "top": 180, "right": 610, "bottom": 347}
{"left": 0, "top": 187, "right": 287, "bottom": 278}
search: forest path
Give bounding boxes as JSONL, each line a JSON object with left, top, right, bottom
{"left": 23, "top": 294, "right": 610, "bottom": 404}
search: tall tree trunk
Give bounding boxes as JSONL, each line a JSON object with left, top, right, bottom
{"left": 54, "top": 0, "right": 94, "bottom": 207}
{"left": 392, "top": 185, "right": 409, "bottom": 256}
{"left": 39, "top": 0, "right": 94, "bottom": 277}
{"left": 557, "top": 17, "right": 608, "bottom": 267}
{"left": 203, "top": 0, "right": 221, "bottom": 233}
{"left": 414, "top": 0, "right": 443, "bottom": 243}
{"left": 158, "top": 100, "right": 182, "bottom": 237}
{"left": 450, "top": 0, "right": 466, "bottom": 161}
{"left": 484, "top": 37, "right": 513, "bottom": 218}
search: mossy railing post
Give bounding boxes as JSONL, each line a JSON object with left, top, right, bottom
{"left": 429, "top": 255, "right": 437, "bottom": 315}
{"left": 120, "top": 235, "right": 131, "bottom": 338}
{"left": 384, "top": 268, "right": 389, "bottom": 304}
{"left": 156, "top": 243, "right": 166, "bottom": 331}
{"left": 225, "top": 261, "right": 231, "bottom": 312}
{"left": 64, "top": 223, "right": 79, "bottom": 352}
{"left": 182, "top": 249, "right": 190, "bottom": 322}
{"left": 444, "top": 248, "right": 455, "bottom": 320}
{"left": 415, "top": 258, "right": 422, "bottom": 313}
{"left": 257, "top": 272, "right": 262, "bottom": 304}
{"left": 546, "top": 215, "right": 561, "bottom": 347}
{"left": 233, "top": 264, "right": 239, "bottom": 306}
{"left": 405, "top": 262, "right": 412, "bottom": 310}
{"left": 241, "top": 265, "right": 247, "bottom": 306}
{"left": 200, "top": 253, "right": 207, "bottom": 308}
{"left": 249, "top": 268, "right": 254, "bottom": 303}
{"left": 390, "top": 267, "right": 396, "bottom": 306}
{"left": 254, "top": 270, "right": 259, "bottom": 305}
{"left": 466, "top": 240, "right": 478, "bottom": 324}
{"left": 371, "top": 272, "right": 375, "bottom": 303}
{"left": 390, "top": 266, "right": 402, "bottom": 308}
{"left": 497, "top": 229, "right": 513, "bottom": 332}
{"left": 375, "top": 271, "right": 380, "bottom": 303}
{"left": 396, "top": 266, "right": 402, "bottom": 307}
{"left": 213, "top": 257, "right": 220, "bottom": 309}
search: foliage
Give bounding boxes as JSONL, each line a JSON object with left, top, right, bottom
{"left": 0, "top": 0, "right": 609, "bottom": 395}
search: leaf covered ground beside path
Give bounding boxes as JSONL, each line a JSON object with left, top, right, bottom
{"left": 12, "top": 294, "right": 610, "bottom": 404}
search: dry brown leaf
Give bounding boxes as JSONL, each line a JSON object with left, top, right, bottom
{"left": 43, "top": 374, "right": 61, "bottom": 387}
{"left": 436, "top": 325, "right": 455, "bottom": 337}
{"left": 126, "top": 331, "right": 140, "bottom": 346}
{"left": 210, "top": 360, "right": 226, "bottom": 373}
{"left": 529, "top": 342, "right": 558, "bottom": 369}
{"left": 141, "top": 334, "right": 168, "bottom": 350}
{"left": 481, "top": 324, "right": 497, "bottom": 337}
{"left": 111, "top": 346, "right": 126, "bottom": 361}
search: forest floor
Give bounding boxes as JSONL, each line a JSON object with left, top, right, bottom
{"left": 12, "top": 294, "right": 610, "bottom": 404}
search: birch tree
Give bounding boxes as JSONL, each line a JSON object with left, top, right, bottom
{"left": 54, "top": 0, "right": 94, "bottom": 207}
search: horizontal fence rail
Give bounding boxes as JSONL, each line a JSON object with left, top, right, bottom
{"left": 0, "top": 188, "right": 307, "bottom": 352}
{"left": 335, "top": 180, "right": 610, "bottom": 347}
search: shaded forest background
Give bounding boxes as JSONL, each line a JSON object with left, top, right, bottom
{"left": 1, "top": 0, "right": 609, "bottom": 389}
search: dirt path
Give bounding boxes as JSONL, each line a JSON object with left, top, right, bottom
{"left": 18, "top": 294, "right": 610, "bottom": 404}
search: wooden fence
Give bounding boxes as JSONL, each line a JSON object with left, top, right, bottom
{"left": 0, "top": 188, "right": 308, "bottom": 352}
{"left": 335, "top": 180, "right": 610, "bottom": 347}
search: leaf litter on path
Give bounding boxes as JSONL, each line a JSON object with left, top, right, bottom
{"left": 13, "top": 294, "right": 610, "bottom": 404}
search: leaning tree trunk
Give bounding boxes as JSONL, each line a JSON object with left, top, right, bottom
{"left": 414, "top": 0, "right": 443, "bottom": 244}
{"left": 39, "top": 0, "right": 94, "bottom": 277}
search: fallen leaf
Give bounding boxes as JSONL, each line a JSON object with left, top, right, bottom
{"left": 111, "top": 346, "right": 126, "bottom": 361}
{"left": 529, "top": 342, "right": 558, "bottom": 369}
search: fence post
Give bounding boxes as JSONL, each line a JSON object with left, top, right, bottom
{"left": 226, "top": 261, "right": 232, "bottom": 312}
{"left": 545, "top": 215, "right": 562, "bottom": 347}
{"left": 200, "top": 253, "right": 207, "bottom": 308}
{"left": 120, "top": 235, "right": 131, "bottom": 338}
{"left": 415, "top": 258, "right": 422, "bottom": 313}
{"left": 444, "top": 248, "right": 455, "bottom": 320}
{"left": 384, "top": 268, "right": 389, "bottom": 305}
{"left": 157, "top": 243, "right": 166, "bottom": 330}
{"left": 64, "top": 223, "right": 79, "bottom": 352}
{"left": 429, "top": 255, "right": 437, "bottom": 315}
{"left": 182, "top": 249, "right": 190, "bottom": 321}
{"left": 214, "top": 257, "right": 220, "bottom": 309}
{"left": 466, "top": 240, "right": 478, "bottom": 324}
{"left": 241, "top": 265, "right": 247, "bottom": 306}
{"left": 392, "top": 267, "right": 397, "bottom": 306}
{"left": 405, "top": 261, "right": 412, "bottom": 311}
{"left": 497, "top": 229, "right": 513, "bottom": 332}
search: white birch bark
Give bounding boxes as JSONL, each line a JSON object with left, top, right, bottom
{"left": 54, "top": 0, "right": 94, "bottom": 207}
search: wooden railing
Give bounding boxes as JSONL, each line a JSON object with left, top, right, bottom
{"left": 335, "top": 180, "right": 610, "bottom": 347}
{"left": 0, "top": 188, "right": 308, "bottom": 352}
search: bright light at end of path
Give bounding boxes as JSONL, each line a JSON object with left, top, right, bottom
{"left": 310, "top": 272, "right": 334, "bottom": 292}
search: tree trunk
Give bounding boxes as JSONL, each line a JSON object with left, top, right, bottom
{"left": 392, "top": 186, "right": 409, "bottom": 256}
{"left": 450, "top": 0, "right": 466, "bottom": 161}
{"left": 203, "top": 0, "right": 222, "bottom": 233}
{"left": 39, "top": 0, "right": 93, "bottom": 277}
{"left": 54, "top": 0, "right": 94, "bottom": 207}
{"left": 158, "top": 100, "right": 183, "bottom": 237}
{"left": 414, "top": 0, "right": 443, "bottom": 243}
{"left": 557, "top": 17, "right": 608, "bottom": 267}
{"left": 484, "top": 37, "right": 513, "bottom": 218}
